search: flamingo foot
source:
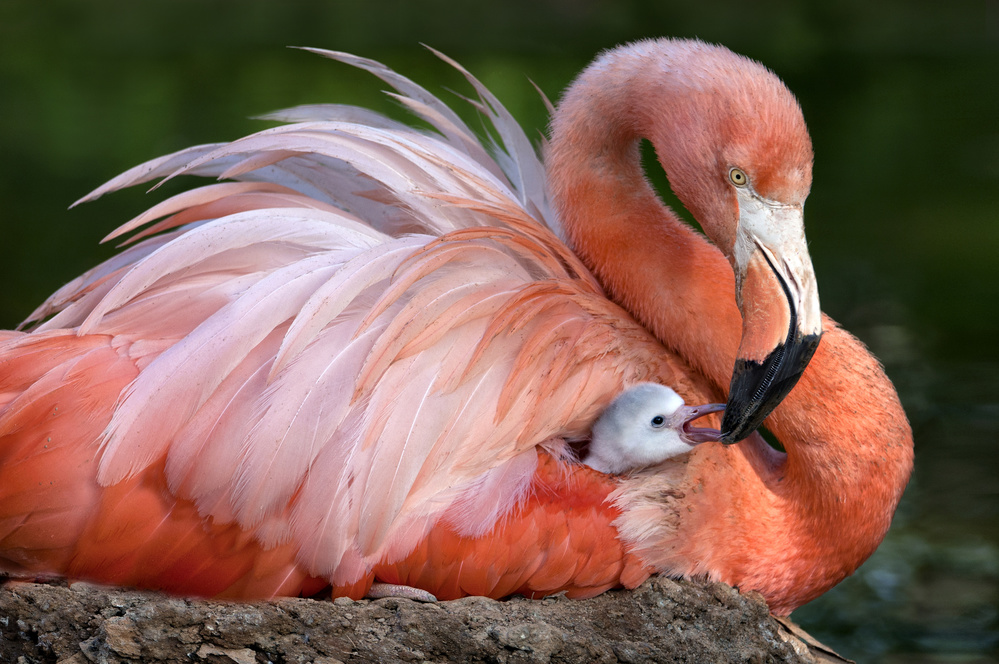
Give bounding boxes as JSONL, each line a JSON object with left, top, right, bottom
{"left": 366, "top": 582, "right": 438, "bottom": 603}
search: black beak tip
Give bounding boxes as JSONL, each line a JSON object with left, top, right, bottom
{"left": 718, "top": 429, "right": 742, "bottom": 445}
{"left": 720, "top": 332, "right": 821, "bottom": 445}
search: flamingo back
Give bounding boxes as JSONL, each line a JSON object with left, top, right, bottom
{"left": 0, "top": 48, "right": 699, "bottom": 594}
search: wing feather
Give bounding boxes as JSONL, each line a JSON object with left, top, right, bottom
{"left": 26, "top": 49, "right": 692, "bottom": 588}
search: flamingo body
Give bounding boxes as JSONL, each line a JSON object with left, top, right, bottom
{"left": 0, "top": 39, "right": 912, "bottom": 615}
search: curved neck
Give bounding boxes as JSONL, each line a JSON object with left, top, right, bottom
{"left": 546, "top": 43, "right": 914, "bottom": 611}
{"left": 768, "top": 320, "right": 914, "bottom": 538}
{"left": 697, "top": 324, "right": 913, "bottom": 613}
{"left": 546, "top": 48, "right": 742, "bottom": 392}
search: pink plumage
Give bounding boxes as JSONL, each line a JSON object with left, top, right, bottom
{"left": 0, "top": 40, "right": 912, "bottom": 615}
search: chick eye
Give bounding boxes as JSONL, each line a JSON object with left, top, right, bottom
{"left": 729, "top": 167, "right": 748, "bottom": 187}
{"left": 650, "top": 415, "right": 666, "bottom": 428}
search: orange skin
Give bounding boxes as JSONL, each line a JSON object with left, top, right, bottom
{"left": 0, "top": 40, "right": 913, "bottom": 617}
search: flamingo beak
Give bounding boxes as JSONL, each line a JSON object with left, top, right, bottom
{"left": 720, "top": 198, "right": 822, "bottom": 443}
{"left": 674, "top": 403, "right": 727, "bottom": 445}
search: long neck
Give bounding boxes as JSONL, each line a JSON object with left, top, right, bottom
{"left": 767, "top": 319, "right": 914, "bottom": 578}
{"left": 546, "top": 45, "right": 913, "bottom": 612}
{"left": 680, "top": 324, "right": 914, "bottom": 614}
{"left": 547, "top": 48, "right": 742, "bottom": 392}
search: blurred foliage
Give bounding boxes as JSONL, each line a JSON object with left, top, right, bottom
{"left": 1, "top": 1, "right": 996, "bottom": 661}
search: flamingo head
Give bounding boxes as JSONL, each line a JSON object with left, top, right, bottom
{"left": 649, "top": 43, "right": 823, "bottom": 443}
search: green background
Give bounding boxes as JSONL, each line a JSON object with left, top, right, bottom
{"left": 1, "top": 2, "right": 996, "bottom": 661}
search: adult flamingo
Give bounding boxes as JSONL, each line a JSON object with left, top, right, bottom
{"left": 0, "top": 38, "right": 912, "bottom": 616}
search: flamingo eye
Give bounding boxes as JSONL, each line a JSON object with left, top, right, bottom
{"left": 729, "top": 167, "right": 748, "bottom": 187}
{"left": 650, "top": 415, "right": 666, "bottom": 428}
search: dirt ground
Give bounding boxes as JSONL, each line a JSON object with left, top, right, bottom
{"left": 0, "top": 576, "right": 848, "bottom": 663}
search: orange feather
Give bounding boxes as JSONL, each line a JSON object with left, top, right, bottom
{"left": 0, "top": 39, "right": 912, "bottom": 617}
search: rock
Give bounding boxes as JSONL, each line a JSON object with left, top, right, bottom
{"left": 0, "top": 576, "right": 844, "bottom": 663}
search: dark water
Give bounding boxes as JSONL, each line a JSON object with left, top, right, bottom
{"left": 1, "top": 2, "right": 996, "bottom": 661}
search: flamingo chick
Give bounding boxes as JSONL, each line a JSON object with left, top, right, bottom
{"left": 586, "top": 383, "right": 725, "bottom": 474}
